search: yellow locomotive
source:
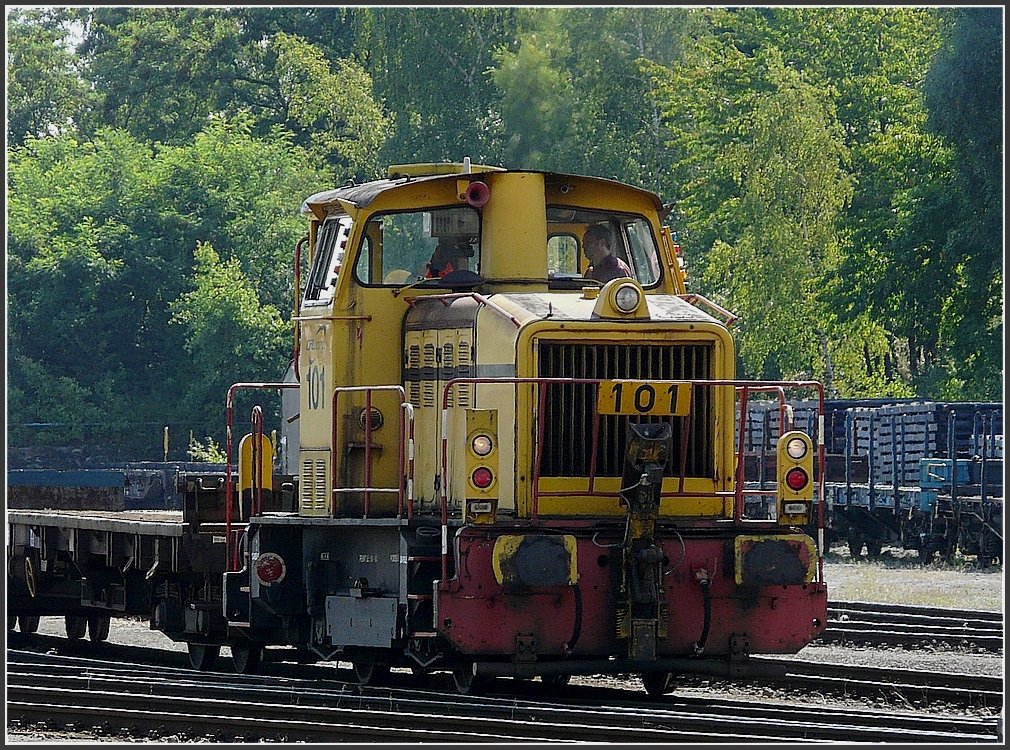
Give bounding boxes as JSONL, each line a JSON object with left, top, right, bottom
{"left": 223, "top": 161, "right": 827, "bottom": 693}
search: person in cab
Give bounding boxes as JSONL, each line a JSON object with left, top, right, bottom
{"left": 583, "top": 224, "right": 632, "bottom": 283}
{"left": 424, "top": 239, "right": 472, "bottom": 279}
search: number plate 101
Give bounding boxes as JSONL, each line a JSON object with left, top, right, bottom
{"left": 597, "top": 380, "right": 692, "bottom": 417}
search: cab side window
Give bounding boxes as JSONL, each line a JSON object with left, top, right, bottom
{"left": 353, "top": 207, "right": 480, "bottom": 286}
{"left": 548, "top": 234, "right": 579, "bottom": 276}
{"left": 304, "top": 216, "right": 351, "bottom": 305}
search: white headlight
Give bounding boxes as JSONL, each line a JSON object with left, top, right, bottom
{"left": 785, "top": 437, "right": 808, "bottom": 459}
{"left": 614, "top": 284, "right": 641, "bottom": 312}
{"left": 471, "top": 434, "right": 493, "bottom": 456}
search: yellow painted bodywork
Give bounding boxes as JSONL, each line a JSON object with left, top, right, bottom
{"left": 237, "top": 433, "right": 273, "bottom": 493}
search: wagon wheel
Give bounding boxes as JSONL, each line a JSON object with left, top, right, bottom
{"left": 187, "top": 643, "right": 220, "bottom": 671}
{"left": 231, "top": 642, "right": 263, "bottom": 674}
{"left": 641, "top": 671, "right": 674, "bottom": 697}
{"left": 452, "top": 662, "right": 486, "bottom": 695}
{"left": 65, "top": 614, "right": 88, "bottom": 640}
{"left": 846, "top": 532, "right": 864, "bottom": 558}
{"left": 352, "top": 660, "right": 390, "bottom": 686}
{"left": 17, "top": 614, "right": 40, "bottom": 634}
{"left": 87, "top": 614, "right": 111, "bottom": 642}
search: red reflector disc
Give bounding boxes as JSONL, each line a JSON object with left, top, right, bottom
{"left": 255, "top": 553, "right": 286, "bottom": 584}
{"left": 785, "top": 467, "right": 809, "bottom": 491}
{"left": 471, "top": 467, "right": 494, "bottom": 489}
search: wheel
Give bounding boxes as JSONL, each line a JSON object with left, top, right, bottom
{"left": 846, "top": 532, "right": 864, "bottom": 558}
{"left": 352, "top": 660, "right": 390, "bottom": 686}
{"left": 87, "top": 615, "right": 111, "bottom": 642}
{"left": 24, "top": 556, "right": 39, "bottom": 598}
{"left": 642, "top": 671, "right": 674, "bottom": 697}
{"left": 65, "top": 614, "right": 88, "bottom": 640}
{"left": 540, "top": 674, "right": 571, "bottom": 688}
{"left": 231, "top": 642, "right": 263, "bottom": 674}
{"left": 187, "top": 643, "right": 220, "bottom": 671}
{"left": 17, "top": 614, "right": 40, "bottom": 634}
{"left": 452, "top": 663, "right": 485, "bottom": 695}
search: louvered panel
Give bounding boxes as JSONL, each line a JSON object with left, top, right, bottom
{"left": 407, "top": 344, "right": 421, "bottom": 407}
{"left": 421, "top": 343, "right": 436, "bottom": 408}
{"left": 457, "top": 339, "right": 472, "bottom": 407}
{"left": 538, "top": 342, "right": 715, "bottom": 477}
{"left": 299, "top": 453, "right": 330, "bottom": 516}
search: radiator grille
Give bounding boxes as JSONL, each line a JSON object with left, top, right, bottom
{"left": 538, "top": 342, "right": 714, "bottom": 477}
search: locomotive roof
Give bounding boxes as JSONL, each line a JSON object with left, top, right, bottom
{"left": 300, "top": 167, "right": 665, "bottom": 218}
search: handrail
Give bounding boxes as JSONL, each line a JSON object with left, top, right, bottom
{"left": 330, "top": 385, "right": 414, "bottom": 519}
{"left": 437, "top": 376, "right": 826, "bottom": 582}
{"left": 225, "top": 382, "right": 300, "bottom": 571}
{"left": 677, "top": 293, "right": 739, "bottom": 326}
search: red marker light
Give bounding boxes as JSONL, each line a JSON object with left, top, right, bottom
{"left": 254, "top": 552, "right": 286, "bottom": 585}
{"left": 471, "top": 467, "right": 494, "bottom": 489}
{"left": 785, "top": 467, "right": 809, "bottom": 492}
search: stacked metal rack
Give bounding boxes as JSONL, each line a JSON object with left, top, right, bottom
{"left": 741, "top": 400, "right": 1003, "bottom": 565}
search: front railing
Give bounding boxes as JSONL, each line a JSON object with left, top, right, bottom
{"left": 437, "top": 376, "right": 826, "bottom": 578}
{"left": 330, "top": 384, "right": 415, "bottom": 518}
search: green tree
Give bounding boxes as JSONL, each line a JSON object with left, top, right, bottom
{"left": 920, "top": 7, "right": 1003, "bottom": 399}
{"left": 169, "top": 242, "right": 289, "bottom": 418}
{"left": 490, "top": 20, "right": 581, "bottom": 170}
{"left": 7, "top": 121, "right": 326, "bottom": 449}
{"left": 75, "top": 8, "right": 390, "bottom": 180}
{"left": 78, "top": 7, "right": 243, "bottom": 144}
{"left": 357, "top": 7, "right": 524, "bottom": 165}
{"left": 265, "top": 32, "right": 390, "bottom": 177}
{"left": 6, "top": 7, "right": 92, "bottom": 146}
{"left": 690, "top": 53, "right": 853, "bottom": 382}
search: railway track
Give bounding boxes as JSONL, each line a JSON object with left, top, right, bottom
{"left": 821, "top": 600, "right": 1004, "bottom": 651}
{"left": 7, "top": 649, "right": 1001, "bottom": 743}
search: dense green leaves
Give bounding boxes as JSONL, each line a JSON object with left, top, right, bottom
{"left": 7, "top": 123, "right": 327, "bottom": 446}
{"left": 4, "top": 7, "right": 1003, "bottom": 458}
{"left": 6, "top": 8, "right": 91, "bottom": 146}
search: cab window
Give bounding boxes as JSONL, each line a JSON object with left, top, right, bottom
{"left": 546, "top": 207, "right": 661, "bottom": 287}
{"left": 303, "top": 215, "right": 352, "bottom": 305}
{"left": 354, "top": 206, "right": 481, "bottom": 286}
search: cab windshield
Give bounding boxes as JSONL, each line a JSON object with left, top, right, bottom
{"left": 547, "top": 207, "right": 661, "bottom": 287}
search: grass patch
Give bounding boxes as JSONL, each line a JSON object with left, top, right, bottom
{"left": 823, "top": 547, "right": 1003, "bottom": 611}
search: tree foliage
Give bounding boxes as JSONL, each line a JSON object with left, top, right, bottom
{"left": 6, "top": 8, "right": 91, "bottom": 146}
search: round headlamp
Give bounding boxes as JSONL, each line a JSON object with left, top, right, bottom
{"left": 785, "top": 436, "right": 808, "bottom": 460}
{"left": 471, "top": 434, "right": 493, "bottom": 457}
{"left": 613, "top": 283, "right": 641, "bottom": 313}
